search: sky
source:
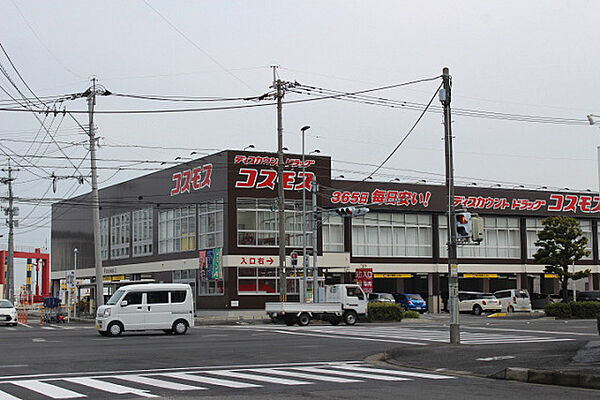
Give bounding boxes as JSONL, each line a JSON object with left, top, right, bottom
{"left": 1, "top": 1, "right": 599, "bottom": 289}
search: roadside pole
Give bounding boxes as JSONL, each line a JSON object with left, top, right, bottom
{"left": 312, "top": 183, "right": 319, "bottom": 302}
{"left": 441, "top": 67, "right": 460, "bottom": 344}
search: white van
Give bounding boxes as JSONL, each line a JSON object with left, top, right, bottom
{"left": 96, "top": 283, "right": 194, "bottom": 336}
{"left": 493, "top": 289, "right": 532, "bottom": 312}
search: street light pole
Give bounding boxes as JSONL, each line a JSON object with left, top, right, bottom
{"left": 301, "top": 125, "right": 311, "bottom": 303}
{"left": 74, "top": 248, "right": 78, "bottom": 317}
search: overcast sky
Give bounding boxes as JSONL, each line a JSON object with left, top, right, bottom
{"left": 2, "top": 1, "right": 599, "bottom": 287}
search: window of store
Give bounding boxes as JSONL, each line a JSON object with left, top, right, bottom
{"left": 132, "top": 208, "right": 153, "bottom": 257}
{"left": 158, "top": 206, "right": 196, "bottom": 254}
{"left": 198, "top": 199, "right": 223, "bottom": 250}
{"left": 100, "top": 217, "right": 109, "bottom": 261}
{"left": 323, "top": 214, "right": 344, "bottom": 252}
{"left": 110, "top": 212, "right": 130, "bottom": 259}
{"left": 237, "top": 266, "right": 298, "bottom": 294}
{"left": 351, "top": 213, "right": 432, "bottom": 257}
{"left": 527, "top": 218, "right": 593, "bottom": 260}
{"left": 236, "top": 198, "right": 312, "bottom": 248}
{"left": 439, "top": 215, "right": 520, "bottom": 258}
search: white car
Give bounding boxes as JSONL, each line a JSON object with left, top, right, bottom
{"left": 96, "top": 283, "right": 194, "bottom": 337}
{"left": 458, "top": 292, "right": 501, "bottom": 315}
{"left": 494, "top": 289, "right": 532, "bottom": 312}
{"left": 0, "top": 299, "right": 18, "bottom": 326}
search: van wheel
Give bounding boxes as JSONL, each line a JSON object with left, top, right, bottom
{"left": 508, "top": 305, "right": 514, "bottom": 313}
{"left": 472, "top": 305, "right": 483, "bottom": 316}
{"left": 343, "top": 311, "right": 357, "bottom": 326}
{"left": 107, "top": 322, "right": 123, "bottom": 337}
{"left": 297, "top": 313, "right": 311, "bottom": 326}
{"left": 172, "top": 320, "right": 188, "bottom": 335}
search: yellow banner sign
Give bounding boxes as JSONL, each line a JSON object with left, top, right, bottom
{"left": 544, "top": 274, "right": 559, "bottom": 279}
{"left": 462, "top": 274, "right": 498, "bottom": 278}
{"left": 373, "top": 273, "right": 412, "bottom": 279}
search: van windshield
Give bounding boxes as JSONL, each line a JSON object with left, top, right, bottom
{"left": 106, "top": 289, "right": 125, "bottom": 305}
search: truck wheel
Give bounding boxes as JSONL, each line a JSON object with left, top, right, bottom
{"left": 107, "top": 321, "right": 123, "bottom": 337}
{"left": 297, "top": 313, "right": 311, "bottom": 326}
{"left": 284, "top": 315, "right": 296, "bottom": 326}
{"left": 472, "top": 305, "right": 483, "bottom": 316}
{"left": 172, "top": 319, "right": 188, "bottom": 335}
{"left": 343, "top": 311, "right": 357, "bottom": 326}
{"left": 330, "top": 317, "right": 341, "bottom": 326}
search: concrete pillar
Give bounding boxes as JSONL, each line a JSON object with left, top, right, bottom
{"left": 396, "top": 278, "right": 405, "bottom": 294}
{"left": 516, "top": 273, "right": 522, "bottom": 290}
{"left": 482, "top": 278, "right": 490, "bottom": 293}
{"left": 427, "top": 273, "right": 440, "bottom": 313}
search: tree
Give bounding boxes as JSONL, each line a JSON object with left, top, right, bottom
{"left": 533, "top": 216, "right": 591, "bottom": 302}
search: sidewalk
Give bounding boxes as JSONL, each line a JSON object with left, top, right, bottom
{"left": 384, "top": 336, "right": 600, "bottom": 390}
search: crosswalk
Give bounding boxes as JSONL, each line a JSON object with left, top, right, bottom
{"left": 222, "top": 324, "right": 576, "bottom": 345}
{"left": 0, "top": 361, "right": 453, "bottom": 399}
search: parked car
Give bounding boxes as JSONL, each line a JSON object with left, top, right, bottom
{"left": 368, "top": 293, "right": 396, "bottom": 303}
{"left": 576, "top": 291, "right": 600, "bottom": 302}
{"left": 0, "top": 299, "right": 18, "bottom": 326}
{"left": 458, "top": 292, "right": 501, "bottom": 315}
{"left": 493, "top": 289, "right": 532, "bottom": 312}
{"left": 530, "top": 293, "right": 562, "bottom": 309}
{"left": 394, "top": 293, "right": 427, "bottom": 313}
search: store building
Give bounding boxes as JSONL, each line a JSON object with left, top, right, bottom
{"left": 51, "top": 150, "right": 600, "bottom": 310}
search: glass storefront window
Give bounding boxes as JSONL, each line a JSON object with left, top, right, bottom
{"left": 352, "top": 212, "right": 432, "bottom": 257}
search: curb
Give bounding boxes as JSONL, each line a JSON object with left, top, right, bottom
{"left": 382, "top": 348, "right": 600, "bottom": 391}
{"left": 491, "top": 367, "right": 600, "bottom": 390}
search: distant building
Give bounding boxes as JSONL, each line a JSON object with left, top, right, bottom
{"left": 51, "top": 150, "right": 600, "bottom": 310}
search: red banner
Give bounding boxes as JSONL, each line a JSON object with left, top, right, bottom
{"left": 355, "top": 268, "right": 373, "bottom": 294}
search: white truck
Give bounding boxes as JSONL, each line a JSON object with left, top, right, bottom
{"left": 265, "top": 284, "right": 368, "bottom": 326}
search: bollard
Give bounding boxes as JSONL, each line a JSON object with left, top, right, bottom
{"left": 39, "top": 308, "right": 43, "bottom": 325}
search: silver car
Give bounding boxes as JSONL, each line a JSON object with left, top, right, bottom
{"left": 0, "top": 299, "right": 18, "bottom": 326}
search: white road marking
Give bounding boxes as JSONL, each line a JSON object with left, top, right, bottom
{"left": 64, "top": 377, "right": 158, "bottom": 398}
{"left": 477, "top": 356, "right": 516, "bottom": 361}
{"left": 292, "top": 367, "right": 410, "bottom": 381}
{"left": 31, "top": 338, "right": 46, "bottom": 342}
{"left": 160, "top": 372, "right": 261, "bottom": 388}
{"left": 468, "top": 326, "right": 595, "bottom": 336}
{"left": 0, "top": 388, "right": 21, "bottom": 400}
{"left": 207, "top": 370, "right": 311, "bottom": 385}
{"left": 330, "top": 364, "right": 453, "bottom": 380}
{"left": 10, "top": 379, "right": 85, "bottom": 399}
{"left": 273, "top": 329, "right": 427, "bottom": 345}
{"left": 243, "top": 368, "right": 361, "bottom": 383}
{"left": 116, "top": 374, "right": 203, "bottom": 391}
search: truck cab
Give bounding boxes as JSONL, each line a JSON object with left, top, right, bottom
{"left": 324, "top": 284, "right": 368, "bottom": 316}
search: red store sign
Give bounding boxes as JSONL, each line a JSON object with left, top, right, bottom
{"left": 170, "top": 163, "right": 213, "bottom": 196}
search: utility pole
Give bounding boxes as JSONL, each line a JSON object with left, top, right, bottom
{"left": 312, "top": 183, "right": 319, "bottom": 302}
{"left": 86, "top": 78, "right": 104, "bottom": 311}
{"left": 2, "top": 166, "right": 17, "bottom": 302}
{"left": 273, "top": 66, "right": 287, "bottom": 302}
{"left": 441, "top": 67, "right": 460, "bottom": 344}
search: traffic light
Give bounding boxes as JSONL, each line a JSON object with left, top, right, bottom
{"left": 455, "top": 211, "right": 472, "bottom": 240}
{"left": 471, "top": 214, "right": 484, "bottom": 242}
{"left": 290, "top": 251, "right": 298, "bottom": 267}
{"left": 335, "top": 207, "right": 369, "bottom": 217}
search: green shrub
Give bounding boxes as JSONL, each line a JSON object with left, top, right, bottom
{"left": 569, "top": 301, "right": 600, "bottom": 319}
{"left": 544, "top": 302, "right": 572, "bottom": 318}
{"left": 367, "top": 303, "right": 403, "bottom": 322}
{"left": 403, "top": 310, "right": 420, "bottom": 319}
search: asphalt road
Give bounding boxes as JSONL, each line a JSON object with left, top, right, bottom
{"left": 0, "top": 315, "right": 598, "bottom": 399}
